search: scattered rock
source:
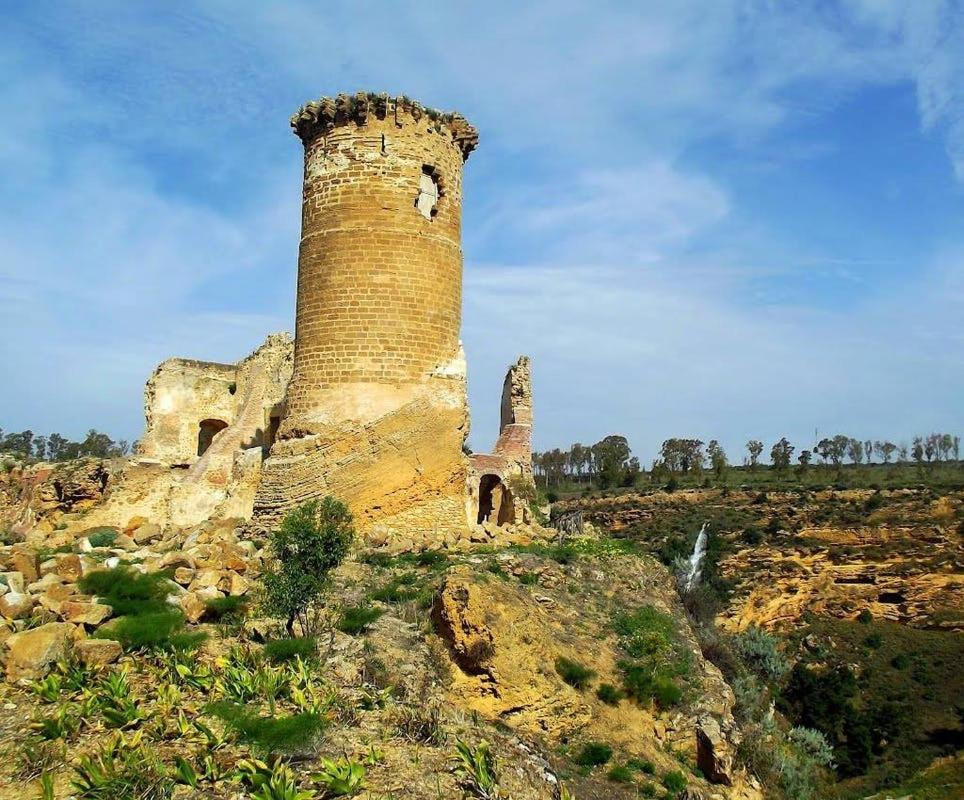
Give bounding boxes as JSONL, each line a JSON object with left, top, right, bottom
{"left": 60, "top": 601, "right": 112, "bottom": 626}
{"left": 74, "top": 638, "right": 122, "bottom": 667}
{"left": 4, "top": 622, "right": 74, "bottom": 682}
{"left": 697, "top": 716, "right": 734, "bottom": 785}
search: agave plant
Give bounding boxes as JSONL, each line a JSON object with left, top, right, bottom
{"left": 31, "top": 673, "right": 63, "bottom": 703}
{"left": 236, "top": 758, "right": 318, "bottom": 800}
{"left": 311, "top": 756, "right": 366, "bottom": 797}
{"left": 453, "top": 739, "right": 502, "bottom": 800}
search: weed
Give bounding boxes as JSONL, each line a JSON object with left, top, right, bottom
{"left": 393, "top": 702, "right": 446, "bottom": 746}
{"left": 555, "top": 656, "right": 596, "bottom": 689}
{"left": 31, "top": 673, "right": 63, "bottom": 703}
{"left": 518, "top": 571, "right": 538, "bottom": 586}
{"left": 337, "top": 603, "right": 382, "bottom": 635}
{"left": 13, "top": 737, "right": 64, "bottom": 781}
{"left": 31, "top": 703, "right": 81, "bottom": 741}
{"left": 574, "top": 742, "right": 613, "bottom": 767}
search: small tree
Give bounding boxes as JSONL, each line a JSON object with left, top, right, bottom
{"left": 796, "top": 449, "right": 812, "bottom": 477}
{"left": 707, "top": 440, "right": 728, "bottom": 480}
{"left": 261, "top": 497, "right": 354, "bottom": 636}
{"left": 746, "top": 440, "right": 764, "bottom": 471}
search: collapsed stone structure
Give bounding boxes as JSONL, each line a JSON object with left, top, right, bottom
{"left": 134, "top": 93, "right": 533, "bottom": 543}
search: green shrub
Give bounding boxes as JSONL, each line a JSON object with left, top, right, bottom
{"left": 891, "top": 653, "right": 910, "bottom": 669}
{"left": 555, "top": 656, "right": 595, "bottom": 689}
{"left": 204, "top": 594, "right": 248, "bottom": 621}
{"left": 857, "top": 608, "right": 873, "bottom": 624}
{"left": 78, "top": 567, "right": 172, "bottom": 617}
{"left": 262, "top": 636, "right": 318, "bottom": 664}
{"left": 518, "top": 571, "right": 538, "bottom": 585}
{"left": 626, "top": 757, "right": 655, "bottom": 774}
{"left": 208, "top": 701, "right": 325, "bottom": 755}
{"left": 96, "top": 611, "right": 202, "bottom": 652}
{"left": 661, "top": 769, "right": 687, "bottom": 792}
{"left": 652, "top": 676, "right": 683, "bottom": 708}
{"left": 733, "top": 626, "right": 788, "bottom": 682}
{"left": 639, "top": 782, "right": 657, "bottom": 796}
{"left": 87, "top": 529, "right": 118, "bottom": 548}
{"left": 337, "top": 603, "right": 383, "bottom": 635}
{"left": 864, "top": 632, "right": 883, "bottom": 649}
{"left": 596, "top": 683, "right": 623, "bottom": 705}
{"left": 606, "top": 765, "right": 634, "bottom": 783}
{"left": 413, "top": 550, "right": 448, "bottom": 568}
{"left": 574, "top": 742, "right": 612, "bottom": 767}
{"left": 260, "top": 497, "right": 354, "bottom": 635}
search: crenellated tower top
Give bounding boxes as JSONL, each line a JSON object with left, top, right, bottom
{"left": 290, "top": 92, "right": 479, "bottom": 160}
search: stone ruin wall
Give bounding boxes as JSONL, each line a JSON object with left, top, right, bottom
{"left": 252, "top": 94, "right": 480, "bottom": 543}
{"left": 468, "top": 356, "right": 534, "bottom": 528}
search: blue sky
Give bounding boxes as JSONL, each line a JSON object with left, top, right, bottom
{"left": 1, "top": 1, "right": 962, "bottom": 464}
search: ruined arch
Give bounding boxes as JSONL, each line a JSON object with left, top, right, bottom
{"left": 197, "top": 418, "right": 228, "bottom": 457}
{"left": 477, "top": 473, "right": 515, "bottom": 526}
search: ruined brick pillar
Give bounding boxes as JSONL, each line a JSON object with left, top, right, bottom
{"left": 253, "top": 93, "right": 479, "bottom": 542}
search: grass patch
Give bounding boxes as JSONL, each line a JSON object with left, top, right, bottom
{"left": 370, "top": 572, "right": 421, "bottom": 603}
{"left": 78, "top": 566, "right": 172, "bottom": 616}
{"left": 626, "top": 757, "right": 655, "bottom": 774}
{"left": 262, "top": 636, "right": 318, "bottom": 664}
{"left": 613, "top": 605, "right": 690, "bottom": 709}
{"left": 95, "top": 611, "right": 203, "bottom": 652}
{"left": 208, "top": 701, "right": 325, "bottom": 755}
{"left": 607, "top": 765, "right": 634, "bottom": 783}
{"left": 555, "top": 656, "right": 595, "bottom": 689}
{"left": 337, "top": 603, "right": 383, "bottom": 635}
{"left": 662, "top": 770, "right": 687, "bottom": 792}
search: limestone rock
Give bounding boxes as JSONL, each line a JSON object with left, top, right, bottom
{"left": 1, "top": 572, "right": 25, "bottom": 594}
{"left": 74, "top": 638, "right": 122, "bottom": 667}
{"left": 697, "top": 716, "right": 734, "bottom": 785}
{"left": 55, "top": 553, "right": 83, "bottom": 581}
{"left": 132, "top": 523, "right": 162, "bottom": 544}
{"left": 0, "top": 592, "right": 34, "bottom": 619}
{"left": 60, "top": 601, "right": 112, "bottom": 626}
{"left": 5, "top": 622, "right": 73, "bottom": 682}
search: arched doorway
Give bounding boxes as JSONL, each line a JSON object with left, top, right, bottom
{"left": 197, "top": 418, "right": 228, "bottom": 456}
{"left": 477, "top": 474, "right": 515, "bottom": 526}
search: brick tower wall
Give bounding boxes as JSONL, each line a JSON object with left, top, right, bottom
{"left": 281, "top": 94, "right": 477, "bottom": 438}
{"left": 253, "top": 94, "right": 479, "bottom": 543}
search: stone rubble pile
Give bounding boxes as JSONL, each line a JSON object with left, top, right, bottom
{"left": 0, "top": 516, "right": 261, "bottom": 683}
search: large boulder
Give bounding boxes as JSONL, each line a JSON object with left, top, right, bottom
{"left": 4, "top": 622, "right": 74, "bottom": 682}
{"left": 697, "top": 716, "right": 734, "bottom": 785}
{"left": 60, "top": 601, "right": 112, "bottom": 626}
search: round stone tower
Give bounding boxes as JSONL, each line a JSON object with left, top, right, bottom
{"left": 253, "top": 93, "right": 479, "bottom": 542}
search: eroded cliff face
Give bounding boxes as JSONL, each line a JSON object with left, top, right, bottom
{"left": 563, "top": 487, "right": 963, "bottom": 633}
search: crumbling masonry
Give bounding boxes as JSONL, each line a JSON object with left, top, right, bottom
{"left": 135, "top": 93, "right": 533, "bottom": 543}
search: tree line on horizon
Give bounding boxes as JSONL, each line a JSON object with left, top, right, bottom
{"left": 533, "top": 431, "right": 961, "bottom": 489}
{"left": 0, "top": 427, "right": 131, "bottom": 463}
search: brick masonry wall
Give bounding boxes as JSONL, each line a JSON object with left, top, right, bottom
{"left": 282, "top": 108, "right": 470, "bottom": 437}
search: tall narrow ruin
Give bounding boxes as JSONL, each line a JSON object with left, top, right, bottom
{"left": 252, "top": 94, "right": 480, "bottom": 539}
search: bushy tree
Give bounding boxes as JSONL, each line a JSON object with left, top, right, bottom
{"left": 261, "top": 497, "right": 354, "bottom": 636}
{"left": 796, "top": 449, "right": 812, "bottom": 477}
{"left": 660, "top": 438, "right": 705, "bottom": 475}
{"left": 770, "top": 438, "right": 794, "bottom": 474}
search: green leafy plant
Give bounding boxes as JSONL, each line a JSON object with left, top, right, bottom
{"left": 453, "top": 739, "right": 501, "bottom": 799}
{"left": 31, "top": 703, "right": 81, "bottom": 741}
{"left": 261, "top": 498, "right": 354, "bottom": 635}
{"left": 555, "top": 656, "right": 596, "bottom": 689}
{"left": 312, "top": 756, "right": 367, "bottom": 796}
{"left": 626, "top": 757, "right": 655, "bottom": 774}
{"left": 336, "top": 603, "right": 382, "bottom": 635}
{"left": 31, "top": 673, "right": 63, "bottom": 703}
{"left": 235, "top": 758, "right": 318, "bottom": 800}
{"left": 87, "top": 529, "right": 118, "bottom": 548}
{"left": 71, "top": 735, "right": 173, "bottom": 799}
{"left": 574, "top": 741, "right": 612, "bottom": 767}
{"left": 39, "top": 771, "right": 55, "bottom": 800}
